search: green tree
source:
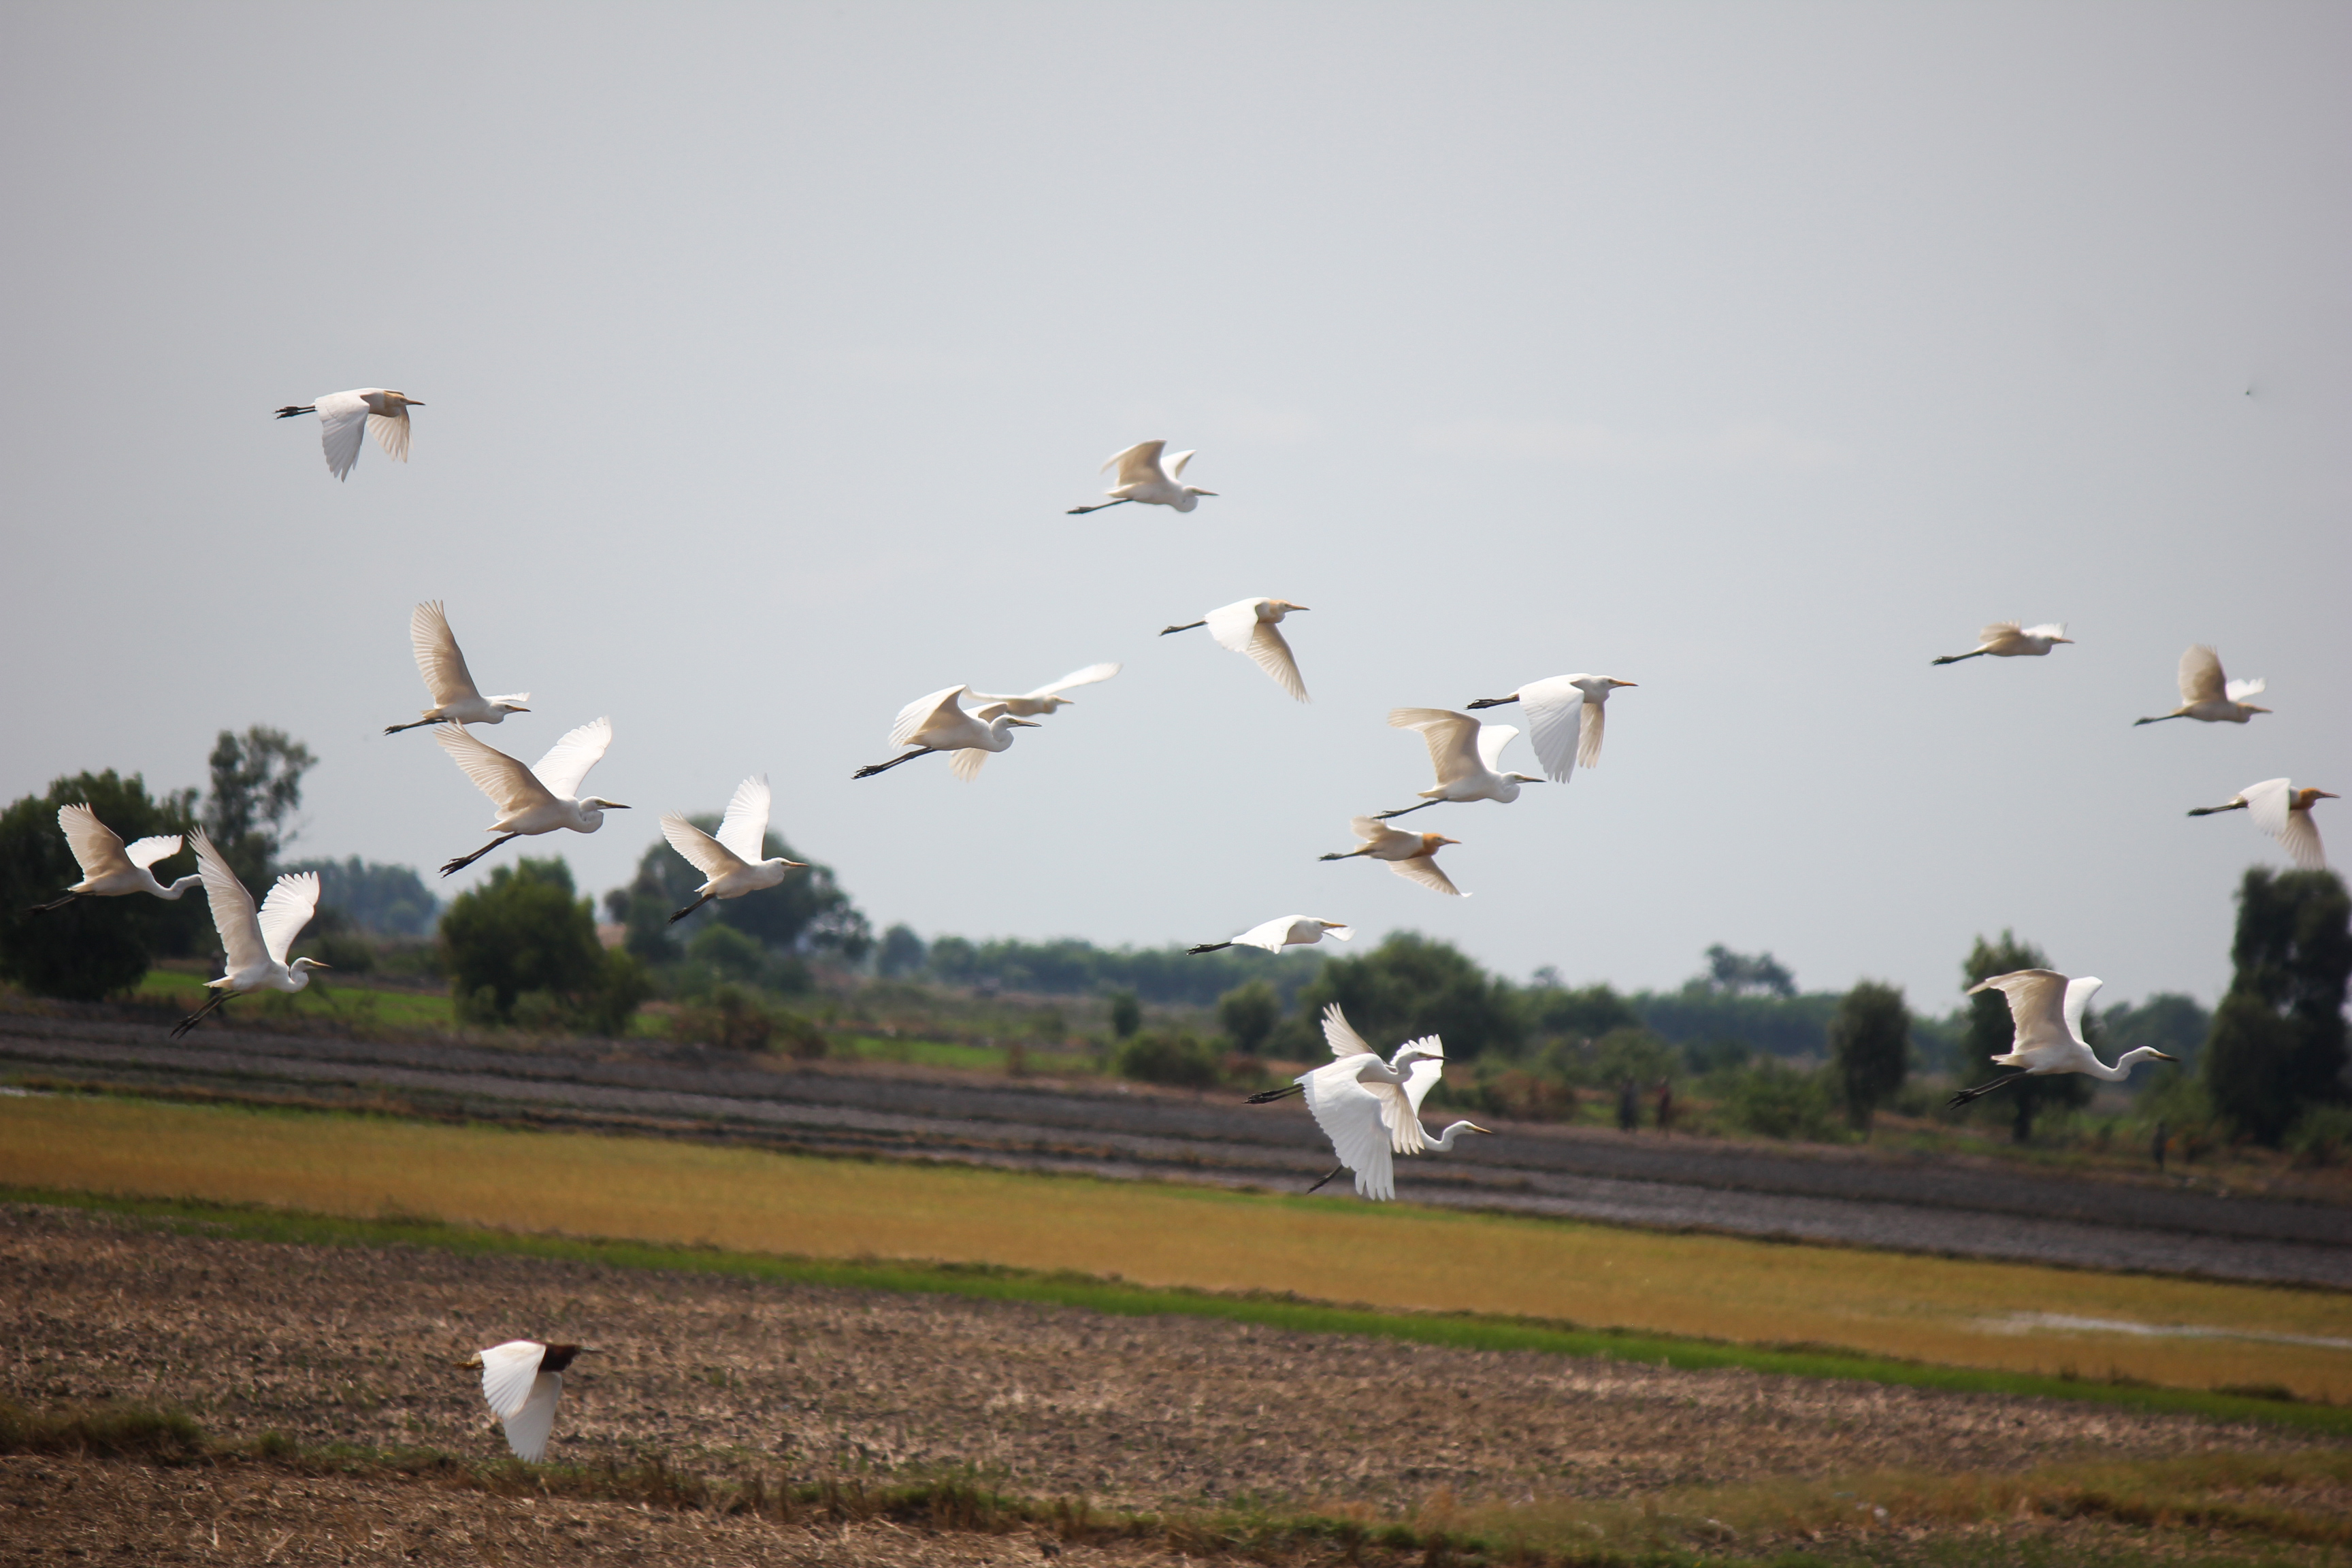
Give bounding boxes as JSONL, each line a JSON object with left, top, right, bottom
{"left": 0, "top": 771, "right": 203, "bottom": 1000}
{"left": 1522, "top": 978, "right": 1642, "bottom": 1041}
{"left": 1963, "top": 930, "right": 2089, "bottom": 1141}
{"left": 440, "top": 857, "right": 645, "bottom": 1035}
{"left": 876, "top": 923, "right": 927, "bottom": 977}
{"left": 1290, "top": 932, "right": 1522, "bottom": 1059}
{"left": 1829, "top": 980, "right": 1910, "bottom": 1132}
{"left": 2204, "top": 869, "right": 2351, "bottom": 1145}
{"left": 1108, "top": 990, "right": 1142, "bottom": 1039}
{"left": 203, "top": 727, "right": 316, "bottom": 886}
{"left": 282, "top": 856, "right": 439, "bottom": 936}
{"left": 1218, "top": 980, "right": 1280, "bottom": 1054}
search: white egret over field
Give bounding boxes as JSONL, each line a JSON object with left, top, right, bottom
{"left": 462, "top": 1341, "right": 585, "bottom": 1464}
{"left": 1160, "top": 598, "right": 1312, "bottom": 702}
{"left": 966, "top": 662, "right": 1122, "bottom": 717}
{"left": 1067, "top": 440, "right": 1216, "bottom": 514}
{"left": 2189, "top": 779, "right": 2336, "bottom": 870}
{"left": 1245, "top": 1003, "right": 1488, "bottom": 1200}
{"left": 169, "top": 829, "right": 325, "bottom": 1040}
{"left": 660, "top": 773, "right": 808, "bottom": 923}
{"left": 1931, "top": 622, "right": 2074, "bottom": 665}
{"left": 1320, "top": 817, "right": 1466, "bottom": 896}
{"left": 385, "top": 600, "right": 531, "bottom": 734}
{"left": 435, "top": 717, "right": 627, "bottom": 876}
{"left": 1465, "top": 674, "right": 1635, "bottom": 783}
{"left": 2136, "top": 645, "right": 2270, "bottom": 726}
{"left": 1947, "top": 970, "right": 2177, "bottom": 1108}
{"left": 853, "top": 686, "right": 1041, "bottom": 780}
{"left": 30, "top": 805, "right": 198, "bottom": 913}
{"left": 272, "top": 389, "right": 423, "bottom": 481}
{"left": 1374, "top": 707, "right": 1543, "bottom": 819}
{"left": 1188, "top": 915, "right": 1353, "bottom": 956}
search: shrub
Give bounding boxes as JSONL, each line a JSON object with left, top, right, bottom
{"left": 1829, "top": 980, "right": 1910, "bottom": 1132}
{"left": 1719, "top": 1060, "right": 1848, "bottom": 1142}
{"left": 2287, "top": 1104, "right": 2352, "bottom": 1169}
{"left": 1217, "top": 980, "right": 1279, "bottom": 1055}
{"left": 441, "top": 858, "right": 646, "bottom": 1036}
{"left": 1117, "top": 1030, "right": 1221, "bottom": 1089}
{"left": 1108, "top": 990, "right": 1141, "bottom": 1040}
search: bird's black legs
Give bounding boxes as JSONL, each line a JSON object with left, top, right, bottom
{"left": 851, "top": 749, "right": 934, "bottom": 781}
{"left": 1305, "top": 1166, "right": 1344, "bottom": 1194}
{"left": 1158, "top": 620, "right": 1207, "bottom": 636}
{"left": 27, "top": 892, "right": 79, "bottom": 915}
{"left": 668, "top": 892, "right": 714, "bottom": 924}
{"left": 1186, "top": 941, "right": 1233, "bottom": 955}
{"left": 171, "top": 991, "right": 231, "bottom": 1041}
{"left": 1946, "top": 1073, "right": 2027, "bottom": 1109}
{"left": 2133, "top": 714, "right": 2185, "bottom": 727}
{"left": 1316, "top": 850, "right": 1363, "bottom": 862}
{"left": 1245, "top": 1082, "right": 1305, "bottom": 1105}
{"left": 2186, "top": 802, "right": 2250, "bottom": 817}
{"left": 382, "top": 717, "right": 439, "bottom": 735}
{"left": 1066, "top": 498, "right": 1133, "bottom": 515}
{"left": 1929, "top": 651, "right": 1986, "bottom": 666}
{"left": 1465, "top": 696, "right": 1518, "bottom": 710}
{"left": 440, "top": 834, "right": 521, "bottom": 877}
{"left": 1371, "top": 800, "right": 1439, "bottom": 820}
{"left": 272, "top": 405, "right": 315, "bottom": 419}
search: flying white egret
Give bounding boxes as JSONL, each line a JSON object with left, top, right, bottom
{"left": 1320, "top": 817, "right": 1465, "bottom": 896}
{"left": 1188, "top": 916, "right": 1352, "bottom": 956}
{"left": 385, "top": 601, "right": 531, "bottom": 734}
{"left": 169, "top": 830, "right": 325, "bottom": 1039}
{"left": 1374, "top": 708, "right": 1543, "bottom": 819}
{"left": 29, "top": 806, "right": 199, "bottom": 913}
{"left": 1931, "top": 621, "right": 2073, "bottom": 665}
{"left": 1160, "top": 598, "right": 1311, "bottom": 702}
{"left": 2136, "top": 645, "right": 2269, "bottom": 726}
{"left": 1947, "top": 970, "right": 2176, "bottom": 1108}
{"left": 2189, "top": 779, "right": 2335, "bottom": 870}
{"left": 852, "top": 686, "right": 1041, "bottom": 780}
{"left": 1245, "top": 1004, "right": 1487, "bottom": 1200}
{"left": 660, "top": 774, "right": 808, "bottom": 922}
{"left": 461, "top": 1341, "right": 585, "bottom": 1463}
{"left": 966, "top": 662, "right": 1122, "bottom": 717}
{"left": 1067, "top": 440, "right": 1215, "bottom": 514}
{"left": 1465, "top": 674, "right": 1635, "bottom": 783}
{"left": 436, "top": 717, "right": 627, "bottom": 876}
{"left": 272, "top": 389, "right": 423, "bottom": 480}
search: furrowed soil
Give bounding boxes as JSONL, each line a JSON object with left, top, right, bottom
{"left": 7, "top": 1203, "right": 2351, "bottom": 1565}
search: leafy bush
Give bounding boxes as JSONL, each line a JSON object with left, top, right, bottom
{"left": 2287, "top": 1104, "right": 2352, "bottom": 1169}
{"left": 441, "top": 858, "right": 647, "bottom": 1036}
{"left": 1718, "top": 1059, "right": 1849, "bottom": 1141}
{"left": 1108, "top": 990, "right": 1141, "bottom": 1040}
{"left": 2204, "top": 868, "right": 2350, "bottom": 1145}
{"left": 1286, "top": 931, "right": 1523, "bottom": 1060}
{"left": 1117, "top": 1030, "right": 1221, "bottom": 1089}
{"left": 1218, "top": 980, "right": 1279, "bottom": 1054}
{"left": 1829, "top": 980, "right": 1910, "bottom": 1131}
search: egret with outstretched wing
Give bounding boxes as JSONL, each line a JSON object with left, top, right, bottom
{"left": 661, "top": 774, "right": 809, "bottom": 922}
{"left": 1068, "top": 440, "right": 1216, "bottom": 514}
{"left": 852, "top": 686, "right": 1041, "bottom": 780}
{"left": 966, "top": 662, "right": 1122, "bottom": 717}
{"left": 169, "top": 830, "right": 326, "bottom": 1038}
{"left": 30, "top": 805, "right": 199, "bottom": 913}
{"left": 1375, "top": 708, "right": 1543, "bottom": 818}
{"left": 1948, "top": 970, "right": 2176, "bottom": 1107}
{"left": 385, "top": 601, "right": 531, "bottom": 733}
{"left": 1465, "top": 674, "right": 1635, "bottom": 782}
{"left": 436, "top": 717, "right": 627, "bottom": 876}
{"left": 2189, "top": 779, "right": 2334, "bottom": 870}
{"left": 272, "top": 389, "right": 423, "bottom": 480}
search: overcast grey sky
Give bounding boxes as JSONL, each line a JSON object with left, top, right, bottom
{"left": 4, "top": 3, "right": 2347, "bottom": 1009}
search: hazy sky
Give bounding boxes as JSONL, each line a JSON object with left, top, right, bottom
{"left": 4, "top": 3, "right": 2347, "bottom": 1010}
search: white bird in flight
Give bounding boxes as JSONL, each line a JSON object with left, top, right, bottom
{"left": 436, "top": 717, "right": 627, "bottom": 876}
{"left": 2136, "top": 645, "right": 2269, "bottom": 726}
{"left": 661, "top": 774, "right": 808, "bottom": 923}
{"left": 1068, "top": 440, "right": 1216, "bottom": 514}
{"left": 272, "top": 389, "right": 423, "bottom": 481}
{"left": 1374, "top": 708, "right": 1543, "bottom": 819}
{"left": 1320, "top": 817, "right": 1465, "bottom": 896}
{"left": 385, "top": 601, "right": 531, "bottom": 734}
{"left": 1246, "top": 1004, "right": 1488, "bottom": 1200}
{"left": 462, "top": 1340, "right": 585, "bottom": 1463}
{"left": 169, "top": 830, "right": 325, "bottom": 1039}
{"left": 1188, "top": 915, "right": 1353, "bottom": 956}
{"left": 965, "top": 662, "right": 1122, "bottom": 717}
{"left": 1465, "top": 674, "right": 1635, "bottom": 783}
{"left": 2189, "top": 778, "right": 2335, "bottom": 870}
{"left": 853, "top": 686, "right": 1041, "bottom": 780}
{"left": 1931, "top": 621, "right": 2074, "bottom": 665}
{"left": 1947, "top": 970, "right": 2176, "bottom": 1108}
{"left": 1160, "top": 598, "right": 1311, "bottom": 702}
{"left": 31, "top": 806, "right": 199, "bottom": 913}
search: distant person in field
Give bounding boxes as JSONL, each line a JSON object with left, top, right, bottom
{"left": 1616, "top": 1079, "right": 1640, "bottom": 1132}
{"left": 1655, "top": 1080, "right": 1676, "bottom": 1134}
{"left": 2153, "top": 1120, "right": 2170, "bottom": 1173}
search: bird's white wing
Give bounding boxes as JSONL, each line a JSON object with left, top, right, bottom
{"left": 1103, "top": 439, "right": 1167, "bottom": 485}
{"left": 190, "top": 831, "right": 266, "bottom": 975}
{"left": 56, "top": 804, "right": 132, "bottom": 879}
{"left": 1203, "top": 600, "right": 1264, "bottom": 652}
{"left": 1390, "top": 856, "right": 1464, "bottom": 897}
{"left": 1402, "top": 1052, "right": 1444, "bottom": 1119}
{"left": 662, "top": 813, "right": 743, "bottom": 879}
{"left": 1245, "top": 622, "right": 1309, "bottom": 702}
{"left": 500, "top": 1371, "right": 563, "bottom": 1462}
{"left": 530, "top": 717, "right": 613, "bottom": 800}
{"left": 1972, "top": 969, "right": 2070, "bottom": 1052}
{"left": 1389, "top": 708, "right": 1480, "bottom": 784}
{"left": 256, "top": 872, "right": 321, "bottom": 966}
{"left": 1026, "top": 662, "right": 1122, "bottom": 700}
{"left": 1302, "top": 1073, "right": 1395, "bottom": 1201}
{"left": 368, "top": 408, "right": 411, "bottom": 463}
{"left": 2019, "top": 623, "right": 2067, "bottom": 641}
{"left": 125, "top": 834, "right": 184, "bottom": 870}
{"left": 2061, "top": 976, "right": 2104, "bottom": 1047}
{"left": 1474, "top": 723, "right": 1520, "bottom": 775}
{"left": 1320, "top": 1002, "right": 1373, "bottom": 1059}
{"left": 1164, "top": 448, "right": 1196, "bottom": 478}
{"left": 1345, "top": 815, "right": 1399, "bottom": 851}
{"left": 1232, "top": 917, "right": 1295, "bottom": 953}
{"left": 1512, "top": 676, "right": 1584, "bottom": 783}
{"left": 2178, "top": 645, "right": 2225, "bottom": 704}
{"left": 2278, "top": 805, "right": 2328, "bottom": 870}
{"left": 1576, "top": 700, "right": 1606, "bottom": 770}
{"left": 410, "top": 601, "right": 483, "bottom": 706}
{"left": 436, "top": 723, "right": 555, "bottom": 814}
{"left": 2225, "top": 676, "right": 2266, "bottom": 702}
{"left": 2240, "top": 778, "right": 2295, "bottom": 840}
{"left": 475, "top": 1341, "right": 546, "bottom": 1419}
{"left": 889, "top": 686, "right": 970, "bottom": 747}
{"left": 1977, "top": 621, "right": 2023, "bottom": 644}
{"left": 714, "top": 774, "right": 770, "bottom": 864}
{"left": 1366, "top": 1074, "right": 1425, "bottom": 1154}
{"left": 948, "top": 749, "right": 989, "bottom": 782}
{"left": 1321, "top": 923, "right": 1354, "bottom": 941}
{"left": 314, "top": 394, "right": 369, "bottom": 479}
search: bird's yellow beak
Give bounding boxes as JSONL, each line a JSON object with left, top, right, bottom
{"left": 2315, "top": 791, "right": 2340, "bottom": 800}
{"left": 2153, "top": 1051, "right": 2178, "bottom": 1062}
{"left": 457, "top": 1354, "right": 483, "bottom": 1370}
{"left": 1612, "top": 679, "right": 1639, "bottom": 688}
{"left": 1468, "top": 1124, "right": 1492, "bottom": 1134}
{"left": 1010, "top": 718, "right": 1042, "bottom": 728}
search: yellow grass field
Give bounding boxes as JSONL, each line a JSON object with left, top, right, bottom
{"left": 5, "top": 1092, "right": 2348, "bottom": 1401}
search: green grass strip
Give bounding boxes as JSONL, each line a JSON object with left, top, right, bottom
{"left": 7, "top": 1183, "right": 2347, "bottom": 1439}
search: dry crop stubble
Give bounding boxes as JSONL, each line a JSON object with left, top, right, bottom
{"left": 3, "top": 1092, "right": 2349, "bottom": 1400}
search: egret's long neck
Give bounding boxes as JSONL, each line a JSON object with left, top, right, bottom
{"left": 157, "top": 874, "right": 202, "bottom": 900}
{"left": 1352, "top": 1059, "right": 1407, "bottom": 1086}
{"left": 573, "top": 802, "right": 604, "bottom": 831}
{"left": 2096, "top": 1047, "right": 2168, "bottom": 1082}
{"left": 1426, "top": 1121, "right": 1481, "bottom": 1150}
